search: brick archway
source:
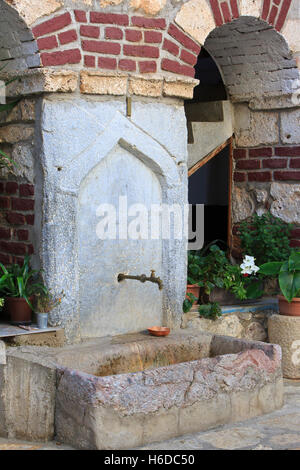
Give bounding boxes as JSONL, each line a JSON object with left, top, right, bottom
{"left": 208, "top": 0, "right": 292, "bottom": 31}
{"left": 1, "top": 0, "right": 297, "bottom": 82}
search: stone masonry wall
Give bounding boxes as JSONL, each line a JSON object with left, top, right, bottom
{"left": 0, "top": 98, "right": 36, "bottom": 264}
{"left": 0, "top": 0, "right": 299, "bottom": 266}
{"left": 204, "top": 17, "right": 299, "bottom": 103}
{"left": 231, "top": 99, "right": 300, "bottom": 255}
{"left": 1, "top": 0, "right": 298, "bottom": 78}
{"left": 0, "top": 1, "right": 40, "bottom": 72}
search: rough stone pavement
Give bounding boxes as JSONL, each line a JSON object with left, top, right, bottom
{"left": 0, "top": 380, "right": 299, "bottom": 451}
{"left": 140, "top": 379, "right": 300, "bottom": 451}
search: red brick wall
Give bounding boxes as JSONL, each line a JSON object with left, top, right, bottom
{"left": 234, "top": 146, "right": 300, "bottom": 184}
{"left": 0, "top": 181, "right": 34, "bottom": 265}
{"left": 32, "top": 11, "right": 200, "bottom": 78}
{"left": 233, "top": 145, "right": 300, "bottom": 254}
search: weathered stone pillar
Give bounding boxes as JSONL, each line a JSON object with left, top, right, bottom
{"left": 1, "top": 69, "right": 195, "bottom": 342}
{"left": 268, "top": 314, "right": 300, "bottom": 379}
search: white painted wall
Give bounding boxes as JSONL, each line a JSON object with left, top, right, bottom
{"left": 187, "top": 101, "right": 234, "bottom": 169}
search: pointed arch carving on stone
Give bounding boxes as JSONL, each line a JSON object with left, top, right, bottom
{"left": 40, "top": 105, "right": 185, "bottom": 341}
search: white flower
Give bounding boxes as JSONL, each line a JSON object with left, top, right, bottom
{"left": 240, "top": 255, "right": 260, "bottom": 275}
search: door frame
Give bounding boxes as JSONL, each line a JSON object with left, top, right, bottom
{"left": 188, "top": 136, "right": 233, "bottom": 250}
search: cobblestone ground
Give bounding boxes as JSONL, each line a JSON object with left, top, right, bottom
{"left": 0, "top": 380, "right": 299, "bottom": 451}
{"left": 139, "top": 380, "right": 300, "bottom": 451}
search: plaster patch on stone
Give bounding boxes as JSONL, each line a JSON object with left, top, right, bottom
{"left": 282, "top": 19, "right": 300, "bottom": 53}
{"left": 234, "top": 109, "right": 279, "bottom": 148}
{"left": 12, "top": 143, "right": 35, "bottom": 183}
{"left": 281, "top": 108, "right": 300, "bottom": 144}
{"left": 100, "top": 0, "right": 124, "bottom": 7}
{"left": 270, "top": 183, "right": 300, "bottom": 225}
{"left": 238, "top": 0, "right": 262, "bottom": 18}
{"left": 175, "top": 0, "right": 215, "bottom": 46}
{"left": 72, "top": 0, "right": 92, "bottom": 5}
{"left": 5, "top": 0, "right": 63, "bottom": 26}
{"left": 232, "top": 186, "right": 255, "bottom": 223}
{"left": 130, "top": 0, "right": 167, "bottom": 16}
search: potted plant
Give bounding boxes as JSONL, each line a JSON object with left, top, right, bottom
{"left": 183, "top": 244, "right": 263, "bottom": 319}
{"left": 238, "top": 213, "right": 293, "bottom": 295}
{"left": 260, "top": 251, "right": 300, "bottom": 316}
{"left": 196, "top": 245, "right": 262, "bottom": 305}
{"left": 34, "top": 290, "right": 64, "bottom": 329}
{"left": 186, "top": 242, "right": 232, "bottom": 305}
{"left": 0, "top": 256, "right": 46, "bottom": 325}
{"left": 186, "top": 252, "right": 202, "bottom": 304}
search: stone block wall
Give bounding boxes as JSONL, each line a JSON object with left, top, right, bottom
{"left": 0, "top": 1, "right": 40, "bottom": 72}
{"left": 0, "top": 98, "right": 36, "bottom": 265}
{"left": 231, "top": 106, "right": 300, "bottom": 254}
{"left": 182, "top": 304, "right": 278, "bottom": 342}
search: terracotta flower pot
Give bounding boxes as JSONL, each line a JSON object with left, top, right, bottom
{"left": 186, "top": 285, "right": 199, "bottom": 305}
{"left": 278, "top": 295, "right": 300, "bottom": 317}
{"left": 5, "top": 297, "right": 33, "bottom": 325}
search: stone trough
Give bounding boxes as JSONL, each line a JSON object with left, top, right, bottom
{"left": 0, "top": 330, "right": 283, "bottom": 449}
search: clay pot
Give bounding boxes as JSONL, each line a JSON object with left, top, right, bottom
{"left": 186, "top": 285, "right": 199, "bottom": 305}
{"left": 278, "top": 295, "right": 300, "bottom": 317}
{"left": 148, "top": 326, "right": 170, "bottom": 337}
{"left": 5, "top": 297, "right": 33, "bottom": 325}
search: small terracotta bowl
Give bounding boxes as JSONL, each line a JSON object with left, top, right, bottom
{"left": 148, "top": 326, "right": 170, "bottom": 337}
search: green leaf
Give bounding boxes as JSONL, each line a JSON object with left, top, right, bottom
{"left": 246, "top": 281, "right": 263, "bottom": 300}
{"left": 0, "top": 100, "right": 19, "bottom": 113}
{"left": 289, "top": 252, "right": 300, "bottom": 271}
{"left": 259, "top": 262, "right": 283, "bottom": 276}
{"left": 17, "top": 276, "right": 25, "bottom": 297}
{"left": 279, "top": 269, "right": 300, "bottom": 302}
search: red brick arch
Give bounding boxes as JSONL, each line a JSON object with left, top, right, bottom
{"left": 0, "top": 0, "right": 294, "bottom": 80}
{"left": 209, "top": 0, "right": 292, "bottom": 31}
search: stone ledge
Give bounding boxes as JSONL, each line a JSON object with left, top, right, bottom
{"left": 182, "top": 301, "right": 279, "bottom": 342}
{"left": 4, "top": 329, "right": 65, "bottom": 348}
{"left": 80, "top": 71, "right": 198, "bottom": 99}
{"left": 80, "top": 70, "right": 128, "bottom": 96}
{"left": 0, "top": 68, "right": 198, "bottom": 100}
{"left": 1, "top": 69, "right": 78, "bottom": 97}
{"left": 249, "top": 93, "right": 300, "bottom": 110}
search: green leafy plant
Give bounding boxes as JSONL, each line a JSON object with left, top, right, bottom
{"left": 198, "top": 302, "right": 222, "bottom": 321}
{"left": 184, "top": 244, "right": 263, "bottom": 319}
{"left": 260, "top": 252, "right": 300, "bottom": 302}
{"left": 183, "top": 293, "right": 197, "bottom": 313}
{"left": 0, "top": 256, "right": 47, "bottom": 308}
{"left": 238, "top": 213, "right": 293, "bottom": 266}
{"left": 195, "top": 245, "right": 260, "bottom": 302}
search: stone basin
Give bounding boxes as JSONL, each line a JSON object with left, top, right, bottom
{"left": 0, "top": 330, "right": 283, "bottom": 449}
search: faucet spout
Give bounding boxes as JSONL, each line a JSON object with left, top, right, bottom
{"left": 118, "top": 270, "right": 163, "bottom": 290}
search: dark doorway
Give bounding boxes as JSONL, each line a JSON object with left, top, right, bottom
{"left": 188, "top": 145, "right": 230, "bottom": 246}
{"left": 192, "top": 47, "right": 227, "bottom": 103}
